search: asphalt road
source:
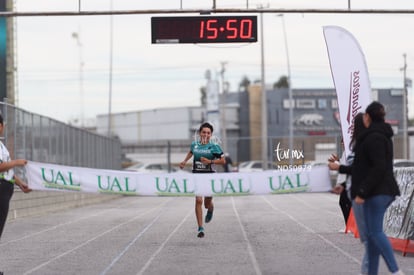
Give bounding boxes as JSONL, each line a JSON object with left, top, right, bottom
{"left": 0, "top": 193, "right": 413, "bottom": 275}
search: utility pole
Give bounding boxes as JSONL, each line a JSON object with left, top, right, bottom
{"left": 402, "top": 53, "right": 408, "bottom": 159}
{"left": 107, "top": 0, "right": 113, "bottom": 137}
{"left": 71, "top": 30, "right": 84, "bottom": 128}
{"left": 4, "top": 0, "right": 16, "bottom": 105}
{"left": 260, "top": 11, "right": 268, "bottom": 170}
{"left": 220, "top": 61, "right": 228, "bottom": 153}
{"left": 278, "top": 14, "right": 294, "bottom": 165}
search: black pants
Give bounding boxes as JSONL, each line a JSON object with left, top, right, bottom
{"left": 0, "top": 179, "right": 14, "bottom": 239}
{"left": 339, "top": 186, "right": 352, "bottom": 226}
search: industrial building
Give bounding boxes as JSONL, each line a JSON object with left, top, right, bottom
{"left": 96, "top": 85, "right": 408, "bottom": 166}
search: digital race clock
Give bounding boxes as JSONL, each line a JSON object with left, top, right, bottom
{"left": 151, "top": 16, "right": 258, "bottom": 44}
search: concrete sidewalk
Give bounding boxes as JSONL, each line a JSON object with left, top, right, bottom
{"left": 0, "top": 193, "right": 413, "bottom": 275}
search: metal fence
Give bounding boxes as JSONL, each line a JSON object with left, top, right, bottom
{"left": 122, "top": 135, "right": 343, "bottom": 168}
{"left": 2, "top": 103, "right": 123, "bottom": 221}
{"left": 124, "top": 133, "right": 410, "bottom": 171}
{"left": 1, "top": 102, "right": 122, "bottom": 170}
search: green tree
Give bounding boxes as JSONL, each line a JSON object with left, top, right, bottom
{"left": 273, "top": 75, "right": 289, "bottom": 89}
{"left": 238, "top": 76, "right": 251, "bottom": 92}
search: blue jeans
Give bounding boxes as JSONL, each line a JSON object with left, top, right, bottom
{"left": 352, "top": 200, "right": 369, "bottom": 275}
{"left": 363, "top": 195, "right": 399, "bottom": 275}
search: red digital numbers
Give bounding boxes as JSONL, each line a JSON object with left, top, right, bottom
{"left": 226, "top": 19, "right": 237, "bottom": 39}
{"left": 200, "top": 19, "right": 218, "bottom": 39}
{"left": 199, "top": 18, "right": 254, "bottom": 41}
{"left": 152, "top": 16, "right": 257, "bottom": 44}
{"left": 240, "top": 19, "right": 253, "bottom": 38}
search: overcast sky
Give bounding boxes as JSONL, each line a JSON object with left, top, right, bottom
{"left": 13, "top": 0, "right": 414, "bottom": 123}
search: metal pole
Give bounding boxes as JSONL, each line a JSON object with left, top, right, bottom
{"left": 6, "top": 8, "right": 414, "bottom": 17}
{"left": 402, "top": 53, "right": 408, "bottom": 159}
{"left": 107, "top": 0, "right": 113, "bottom": 137}
{"left": 278, "top": 14, "right": 293, "bottom": 164}
{"left": 220, "top": 61, "right": 227, "bottom": 153}
{"left": 71, "top": 30, "right": 84, "bottom": 128}
{"left": 260, "top": 12, "right": 268, "bottom": 169}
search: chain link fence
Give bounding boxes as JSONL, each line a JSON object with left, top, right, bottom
{"left": 1, "top": 103, "right": 122, "bottom": 169}
{"left": 123, "top": 135, "right": 343, "bottom": 171}
{"left": 1, "top": 103, "right": 123, "bottom": 220}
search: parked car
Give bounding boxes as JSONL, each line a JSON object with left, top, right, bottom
{"left": 238, "top": 161, "right": 264, "bottom": 172}
{"left": 237, "top": 160, "right": 277, "bottom": 172}
{"left": 124, "top": 162, "right": 185, "bottom": 173}
{"left": 393, "top": 159, "right": 414, "bottom": 168}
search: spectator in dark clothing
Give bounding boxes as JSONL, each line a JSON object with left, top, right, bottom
{"left": 337, "top": 101, "right": 403, "bottom": 275}
{"left": 223, "top": 153, "right": 233, "bottom": 172}
{"left": 329, "top": 147, "right": 352, "bottom": 227}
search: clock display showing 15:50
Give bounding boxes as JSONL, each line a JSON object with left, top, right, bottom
{"left": 151, "top": 16, "right": 258, "bottom": 44}
{"left": 199, "top": 18, "right": 256, "bottom": 41}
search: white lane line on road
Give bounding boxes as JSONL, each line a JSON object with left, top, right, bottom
{"left": 231, "top": 197, "right": 262, "bottom": 275}
{"left": 136, "top": 208, "right": 193, "bottom": 275}
{"left": 1, "top": 197, "right": 138, "bottom": 247}
{"left": 23, "top": 198, "right": 173, "bottom": 275}
{"left": 289, "top": 193, "right": 343, "bottom": 217}
{"left": 261, "top": 196, "right": 361, "bottom": 265}
{"left": 100, "top": 211, "right": 164, "bottom": 275}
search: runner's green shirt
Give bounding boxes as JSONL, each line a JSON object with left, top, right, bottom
{"left": 190, "top": 141, "right": 223, "bottom": 173}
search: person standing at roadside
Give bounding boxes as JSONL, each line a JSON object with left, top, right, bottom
{"left": 332, "top": 102, "right": 403, "bottom": 275}
{"left": 356, "top": 102, "right": 403, "bottom": 275}
{"left": 329, "top": 138, "right": 352, "bottom": 228}
{"left": 0, "top": 114, "right": 32, "bottom": 239}
{"left": 179, "top": 122, "right": 225, "bottom": 238}
{"left": 329, "top": 113, "right": 369, "bottom": 275}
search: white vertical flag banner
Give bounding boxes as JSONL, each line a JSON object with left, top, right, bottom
{"left": 323, "top": 26, "right": 371, "bottom": 157}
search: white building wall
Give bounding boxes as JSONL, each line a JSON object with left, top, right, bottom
{"left": 96, "top": 106, "right": 207, "bottom": 144}
{"left": 139, "top": 108, "right": 191, "bottom": 140}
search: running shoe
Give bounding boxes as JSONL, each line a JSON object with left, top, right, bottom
{"left": 205, "top": 210, "right": 213, "bottom": 223}
{"left": 197, "top": 226, "right": 205, "bottom": 238}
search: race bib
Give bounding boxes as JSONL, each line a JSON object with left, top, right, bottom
{"left": 194, "top": 161, "right": 210, "bottom": 172}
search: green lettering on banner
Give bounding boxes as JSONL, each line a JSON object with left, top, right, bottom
{"left": 155, "top": 177, "right": 194, "bottom": 196}
{"left": 41, "top": 168, "right": 81, "bottom": 191}
{"left": 211, "top": 178, "right": 250, "bottom": 196}
{"left": 97, "top": 175, "right": 136, "bottom": 195}
{"left": 268, "top": 173, "right": 309, "bottom": 194}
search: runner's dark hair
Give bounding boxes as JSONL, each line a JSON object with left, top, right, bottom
{"left": 199, "top": 122, "right": 213, "bottom": 133}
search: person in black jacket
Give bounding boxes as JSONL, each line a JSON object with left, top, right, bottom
{"left": 329, "top": 140, "right": 352, "bottom": 227}
{"left": 338, "top": 102, "right": 403, "bottom": 275}
{"left": 329, "top": 113, "right": 368, "bottom": 274}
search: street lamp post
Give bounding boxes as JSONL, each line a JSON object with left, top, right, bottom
{"left": 402, "top": 53, "right": 408, "bottom": 159}
{"left": 278, "top": 14, "right": 294, "bottom": 164}
{"left": 220, "top": 61, "right": 228, "bottom": 153}
{"left": 108, "top": 0, "right": 113, "bottom": 137}
{"left": 71, "top": 30, "right": 84, "bottom": 128}
{"left": 260, "top": 12, "right": 268, "bottom": 169}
